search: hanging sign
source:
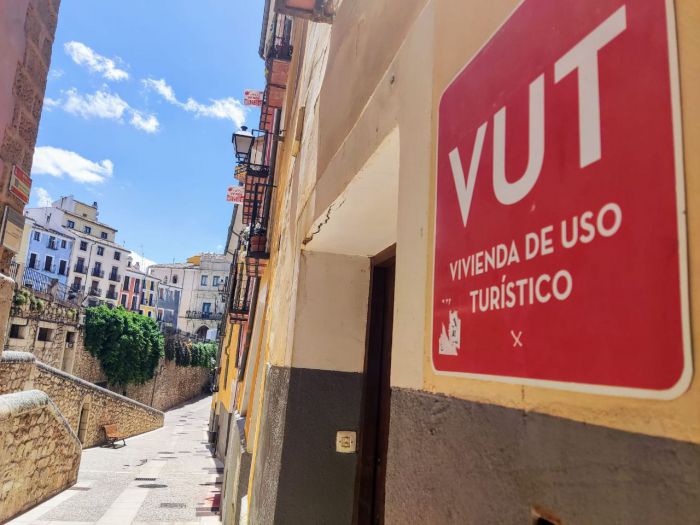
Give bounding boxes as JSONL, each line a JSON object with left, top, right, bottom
{"left": 9, "top": 165, "right": 31, "bottom": 204}
{"left": 243, "top": 89, "right": 263, "bottom": 107}
{"left": 432, "top": 0, "right": 690, "bottom": 398}
{"left": 1, "top": 206, "right": 25, "bottom": 253}
{"left": 227, "top": 186, "right": 245, "bottom": 203}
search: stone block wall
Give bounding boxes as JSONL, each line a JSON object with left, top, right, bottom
{"left": 33, "top": 362, "right": 164, "bottom": 448}
{"left": 115, "top": 359, "right": 211, "bottom": 412}
{"left": 72, "top": 345, "right": 107, "bottom": 384}
{"left": 0, "top": 389, "right": 80, "bottom": 523}
{"left": 0, "top": 352, "right": 164, "bottom": 448}
{"left": 0, "top": 350, "right": 34, "bottom": 394}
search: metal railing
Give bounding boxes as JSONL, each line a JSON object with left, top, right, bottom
{"left": 108, "top": 272, "right": 121, "bottom": 282}
{"left": 47, "top": 240, "right": 58, "bottom": 250}
{"left": 229, "top": 260, "right": 252, "bottom": 321}
{"left": 269, "top": 14, "right": 293, "bottom": 61}
{"left": 106, "top": 290, "right": 118, "bottom": 300}
{"left": 88, "top": 287, "right": 102, "bottom": 297}
{"left": 243, "top": 182, "right": 274, "bottom": 258}
{"left": 15, "top": 266, "right": 80, "bottom": 305}
{"left": 91, "top": 267, "right": 104, "bottom": 278}
{"left": 74, "top": 264, "right": 87, "bottom": 274}
{"left": 185, "top": 311, "right": 223, "bottom": 320}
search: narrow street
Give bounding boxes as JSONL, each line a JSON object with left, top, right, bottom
{"left": 8, "top": 396, "right": 222, "bottom": 525}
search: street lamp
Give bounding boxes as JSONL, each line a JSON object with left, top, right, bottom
{"left": 232, "top": 126, "right": 254, "bottom": 163}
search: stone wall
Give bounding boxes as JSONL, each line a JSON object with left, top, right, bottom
{"left": 0, "top": 389, "right": 80, "bottom": 523}
{"left": 0, "top": 352, "right": 164, "bottom": 448}
{"left": 72, "top": 345, "right": 107, "bottom": 384}
{"left": 116, "top": 359, "right": 211, "bottom": 412}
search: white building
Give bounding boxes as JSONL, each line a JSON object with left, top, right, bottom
{"left": 25, "top": 196, "right": 130, "bottom": 307}
{"left": 149, "top": 253, "right": 231, "bottom": 339}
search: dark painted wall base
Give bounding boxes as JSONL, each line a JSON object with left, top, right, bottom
{"left": 249, "top": 365, "right": 364, "bottom": 525}
{"left": 385, "top": 387, "right": 700, "bottom": 524}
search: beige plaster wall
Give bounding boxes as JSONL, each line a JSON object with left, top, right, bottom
{"left": 0, "top": 389, "right": 81, "bottom": 523}
{"left": 282, "top": 0, "right": 700, "bottom": 444}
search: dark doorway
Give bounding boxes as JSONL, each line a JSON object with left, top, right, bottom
{"left": 354, "top": 255, "right": 395, "bottom": 524}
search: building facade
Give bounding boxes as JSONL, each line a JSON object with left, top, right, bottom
{"left": 0, "top": 0, "right": 60, "bottom": 339}
{"left": 150, "top": 253, "right": 230, "bottom": 339}
{"left": 25, "top": 197, "right": 130, "bottom": 308}
{"left": 23, "top": 220, "right": 73, "bottom": 286}
{"left": 212, "top": 1, "right": 700, "bottom": 523}
{"left": 121, "top": 257, "right": 145, "bottom": 312}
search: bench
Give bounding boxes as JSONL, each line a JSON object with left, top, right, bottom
{"left": 103, "top": 424, "right": 127, "bottom": 447}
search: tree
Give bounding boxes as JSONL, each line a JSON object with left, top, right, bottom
{"left": 84, "top": 305, "right": 164, "bottom": 386}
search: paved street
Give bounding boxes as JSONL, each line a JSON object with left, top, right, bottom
{"left": 9, "top": 396, "right": 222, "bottom": 525}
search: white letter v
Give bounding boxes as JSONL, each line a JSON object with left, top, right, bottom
{"left": 448, "top": 121, "right": 488, "bottom": 228}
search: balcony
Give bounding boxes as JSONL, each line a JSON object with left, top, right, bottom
{"left": 91, "top": 268, "right": 105, "bottom": 278}
{"left": 106, "top": 290, "right": 118, "bottom": 300}
{"left": 47, "top": 240, "right": 58, "bottom": 250}
{"left": 88, "top": 287, "right": 102, "bottom": 297}
{"left": 185, "top": 311, "right": 223, "bottom": 321}
{"left": 108, "top": 272, "right": 121, "bottom": 282}
{"left": 70, "top": 284, "right": 84, "bottom": 294}
{"left": 74, "top": 264, "right": 87, "bottom": 274}
{"left": 229, "top": 261, "right": 252, "bottom": 322}
{"left": 242, "top": 182, "right": 274, "bottom": 259}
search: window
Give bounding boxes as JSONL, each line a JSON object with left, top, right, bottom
{"left": 83, "top": 226, "right": 92, "bottom": 234}
{"left": 123, "top": 275, "right": 130, "bottom": 288}
{"left": 131, "top": 296, "right": 138, "bottom": 311}
{"left": 33, "top": 231, "right": 40, "bottom": 242}
{"left": 147, "top": 311, "right": 153, "bottom": 318}
{"left": 120, "top": 294, "right": 127, "bottom": 307}
{"left": 65, "top": 331, "right": 76, "bottom": 344}
{"left": 212, "top": 276, "right": 220, "bottom": 287}
{"left": 96, "top": 246, "right": 104, "bottom": 256}
{"left": 44, "top": 255, "right": 53, "bottom": 272}
{"left": 101, "top": 232, "right": 108, "bottom": 239}
{"left": 202, "top": 302, "right": 211, "bottom": 313}
{"left": 28, "top": 253, "right": 37, "bottom": 269}
{"left": 164, "top": 276, "right": 168, "bottom": 284}
{"left": 37, "top": 327, "right": 53, "bottom": 342}
{"left": 134, "top": 279, "right": 140, "bottom": 293}
{"left": 58, "top": 260, "right": 67, "bottom": 276}
{"left": 80, "top": 241, "right": 88, "bottom": 251}
{"left": 200, "top": 275, "right": 208, "bottom": 286}
{"left": 172, "top": 275, "right": 178, "bottom": 284}
{"left": 61, "top": 239, "right": 67, "bottom": 249}
{"left": 114, "top": 251, "right": 121, "bottom": 261}
{"left": 150, "top": 280, "right": 154, "bottom": 291}
{"left": 67, "top": 220, "right": 75, "bottom": 229}
{"left": 9, "top": 324, "right": 25, "bottom": 339}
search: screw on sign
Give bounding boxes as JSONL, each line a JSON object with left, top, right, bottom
{"left": 433, "top": 0, "right": 690, "bottom": 398}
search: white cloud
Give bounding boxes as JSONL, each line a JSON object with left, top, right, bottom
{"left": 49, "top": 68, "right": 64, "bottom": 79}
{"left": 50, "top": 87, "right": 159, "bottom": 133}
{"left": 34, "top": 187, "right": 53, "bottom": 207}
{"left": 64, "top": 41, "right": 129, "bottom": 81}
{"left": 143, "top": 77, "right": 247, "bottom": 127}
{"left": 63, "top": 88, "right": 129, "bottom": 119}
{"left": 130, "top": 110, "right": 159, "bottom": 133}
{"left": 32, "top": 146, "right": 114, "bottom": 184}
{"left": 142, "top": 78, "right": 176, "bottom": 103}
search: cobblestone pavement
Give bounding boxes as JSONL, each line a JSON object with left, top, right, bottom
{"left": 9, "top": 396, "right": 222, "bottom": 525}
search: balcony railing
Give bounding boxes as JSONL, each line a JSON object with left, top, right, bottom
{"left": 74, "top": 264, "right": 87, "bottom": 274}
{"left": 91, "top": 268, "right": 105, "bottom": 278}
{"left": 229, "top": 261, "right": 252, "bottom": 322}
{"left": 15, "top": 266, "right": 80, "bottom": 306}
{"left": 106, "top": 290, "right": 118, "bottom": 300}
{"left": 47, "top": 240, "right": 58, "bottom": 250}
{"left": 88, "top": 287, "right": 102, "bottom": 297}
{"left": 243, "top": 182, "right": 274, "bottom": 259}
{"left": 108, "top": 272, "right": 121, "bottom": 282}
{"left": 70, "top": 284, "right": 84, "bottom": 294}
{"left": 185, "top": 311, "right": 223, "bottom": 321}
{"left": 268, "top": 14, "right": 293, "bottom": 61}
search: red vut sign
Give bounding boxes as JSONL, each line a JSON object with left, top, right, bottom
{"left": 433, "top": 0, "right": 690, "bottom": 398}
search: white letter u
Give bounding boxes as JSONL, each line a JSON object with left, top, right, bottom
{"left": 493, "top": 74, "right": 545, "bottom": 205}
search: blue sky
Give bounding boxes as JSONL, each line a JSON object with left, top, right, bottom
{"left": 30, "top": 0, "right": 264, "bottom": 264}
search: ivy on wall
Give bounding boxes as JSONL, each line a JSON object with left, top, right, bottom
{"left": 164, "top": 336, "right": 217, "bottom": 369}
{"left": 84, "top": 305, "right": 164, "bottom": 386}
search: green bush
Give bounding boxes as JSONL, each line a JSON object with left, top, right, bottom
{"left": 175, "top": 339, "right": 191, "bottom": 366}
{"left": 84, "top": 305, "right": 164, "bottom": 386}
{"left": 190, "top": 342, "right": 217, "bottom": 369}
